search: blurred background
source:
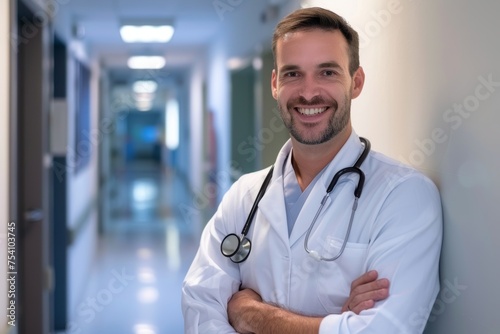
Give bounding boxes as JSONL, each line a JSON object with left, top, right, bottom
{"left": 1, "top": 0, "right": 499, "bottom": 333}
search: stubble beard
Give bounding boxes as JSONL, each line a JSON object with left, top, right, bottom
{"left": 277, "top": 94, "right": 351, "bottom": 145}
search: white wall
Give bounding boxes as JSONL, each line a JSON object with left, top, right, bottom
{"left": 0, "top": 0, "right": 11, "bottom": 332}
{"left": 314, "top": 0, "right": 421, "bottom": 158}
{"left": 410, "top": 1, "right": 500, "bottom": 332}
{"left": 303, "top": 0, "right": 500, "bottom": 332}
{"left": 189, "top": 61, "right": 204, "bottom": 196}
{"left": 207, "top": 38, "right": 232, "bottom": 198}
{"left": 66, "top": 42, "right": 100, "bottom": 315}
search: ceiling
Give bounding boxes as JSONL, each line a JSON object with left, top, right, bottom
{"left": 48, "top": 0, "right": 294, "bottom": 112}
{"left": 52, "top": 0, "right": 288, "bottom": 69}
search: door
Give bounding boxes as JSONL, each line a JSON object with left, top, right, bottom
{"left": 15, "top": 0, "right": 53, "bottom": 333}
{"left": 230, "top": 64, "right": 257, "bottom": 179}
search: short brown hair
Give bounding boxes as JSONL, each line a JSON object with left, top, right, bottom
{"left": 272, "top": 7, "right": 360, "bottom": 76}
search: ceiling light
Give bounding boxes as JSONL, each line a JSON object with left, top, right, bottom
{"left": 134, "top": 92, "right": 155, "bottom": 102}
{"left": 133, "top": 80, "right": 158, "bottom": 94}
{"left": 127, "top": 56, "right": 166, "bottom": 69}
{"left": 136, "top": 100, "right": 153, "bottom": 111}
{"left": 120, "top": 18, "right": 174, "bottom": 43}
{"left": 120, "top": 25, "right": 174, "bottom": 43}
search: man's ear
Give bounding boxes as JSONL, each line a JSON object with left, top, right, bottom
{"left": 351, "top": 66, "right": 365, "bottom": 99}
{"left": 271, "top": 69, "right": 278, "bottom": 100}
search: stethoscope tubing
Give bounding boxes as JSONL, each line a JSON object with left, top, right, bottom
{"left": 221, "top": 138, "right": 370, "bottom": 263}
{"left": 220, "top": 166, "right": 274, "bottom": 263}
{"left": 304, "top": 138, "right": 369, "bottom": 261}
{"left": 241, "top": 166, "right": 274, "bottom": 236}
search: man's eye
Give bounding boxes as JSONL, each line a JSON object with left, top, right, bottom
{"left": 323, "top": 70, "right": 337, "bottom": 76}
{"left": 284, "top": 72, "right": 298, "bottom": 77}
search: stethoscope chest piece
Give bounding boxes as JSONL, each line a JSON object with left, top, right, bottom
{"left": 220, "top": 137, "right": 370, "bottom": 264}
{"left": 221, "top": 233, "right": 252, "bottom": 263}
{"left": 220, "top": 166, "right": 274, "bottom": 264}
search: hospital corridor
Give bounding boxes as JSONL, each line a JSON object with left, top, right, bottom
{"left": 70, "top": 163, "right": 200, "bottom": 333}
{"left": 2, "top": 0, "right": 500, "bottom": 333}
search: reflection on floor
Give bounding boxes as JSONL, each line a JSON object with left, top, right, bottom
{"left": 71, "top": 164, "right": 203, "bottom": 334}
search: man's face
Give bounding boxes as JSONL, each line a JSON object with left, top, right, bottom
{"left": 272, "top": 29, "right": 364, "bottom": 145}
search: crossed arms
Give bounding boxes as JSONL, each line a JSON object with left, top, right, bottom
{"left": 182, "top": 171, "right": 443, "bottom": 333}
{"left": 228, "top": 270, "right": 390, "bottom": 334}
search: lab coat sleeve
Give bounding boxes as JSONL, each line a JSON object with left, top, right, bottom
{"left": 320, "top": 174, "right": 443, "bottom": 334}
{"left": 181, "top": 181, "right": 248, "bottom": 334}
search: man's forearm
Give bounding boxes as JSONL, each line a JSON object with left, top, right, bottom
{"left": 228, "top": 289, "right": 322, "bottom": 334}
{"left": 250, "top": 302, "right": 322, "bottom": 334}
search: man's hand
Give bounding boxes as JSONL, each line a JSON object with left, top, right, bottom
{"left": 342, "top": 270, "right": 390, "bottom": 314}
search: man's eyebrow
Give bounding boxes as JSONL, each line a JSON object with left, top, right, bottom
{"left": 278, "top": 64, "right": 300, "bottom": 73}
{"left": 318, "top": 62, "right": 343, "bottom": 71}
{"left": 278, "top": 62, "right": 345, "bottom": 73}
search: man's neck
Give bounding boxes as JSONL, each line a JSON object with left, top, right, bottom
{"left": 291, "top": 127, "right": 352, "bottom": 191}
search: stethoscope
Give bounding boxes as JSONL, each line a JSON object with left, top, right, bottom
{"left": 221, "top": 137, "right": 370, "bottom": 263}
{"left": 220, "top": 165, "right": 274, "bottom": 263}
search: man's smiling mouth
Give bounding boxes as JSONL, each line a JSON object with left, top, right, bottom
{"left": 296, "top": 107, "right": 328, "bottom": 115}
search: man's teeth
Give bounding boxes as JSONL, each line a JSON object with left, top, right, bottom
{"left": 297, "top": 107, "right": 327, "bottom": 115}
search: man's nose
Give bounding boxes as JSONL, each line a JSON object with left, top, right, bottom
{"left": 298, "top": 75, "right": 321, "bottom": 101}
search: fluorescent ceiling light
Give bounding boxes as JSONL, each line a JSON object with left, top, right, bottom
{"left": 134, "top": 92, "right": 155, "bottom": 102}
{"left": 133, "top": 80, "right": 158, "bottom": 94}
{"left": 136, "top": 100, "right": 153, "bottom": 111}
{"left": 127, "top": 56, "right": 166, "bottom": 69}
{"left": 120, "top": 25, "right": 174, "bottom": 43}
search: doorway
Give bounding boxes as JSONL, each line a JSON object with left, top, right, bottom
{"left": 15, "top": 0, "right": 53, "bottom": 333}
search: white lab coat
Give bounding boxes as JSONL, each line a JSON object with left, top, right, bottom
{"left": 182, "top": 132, "right": 443, "bottom": 334}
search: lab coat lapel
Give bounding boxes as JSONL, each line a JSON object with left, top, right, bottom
{"left": 258, "top": 178, "right": 289, "bottom": 243}
{"left": 257, "top": 140, "right": 292, "bottom": 245}
{"left": 288, "top": 174, "right": 329, "bottom": 247}
{"left": 289, "top": 133, "right": 364, "bottom": 247}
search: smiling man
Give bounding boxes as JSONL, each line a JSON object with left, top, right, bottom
{"left": 182, "top": 7, "right": 442, "bottom": 334}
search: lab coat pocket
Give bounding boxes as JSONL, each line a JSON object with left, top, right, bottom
{"left": 315, "top": 236, "right": 368, "bottom": 313}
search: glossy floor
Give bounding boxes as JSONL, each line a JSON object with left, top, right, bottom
{"left": 69, "top": 164, "right": 205, "bottom": 334}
